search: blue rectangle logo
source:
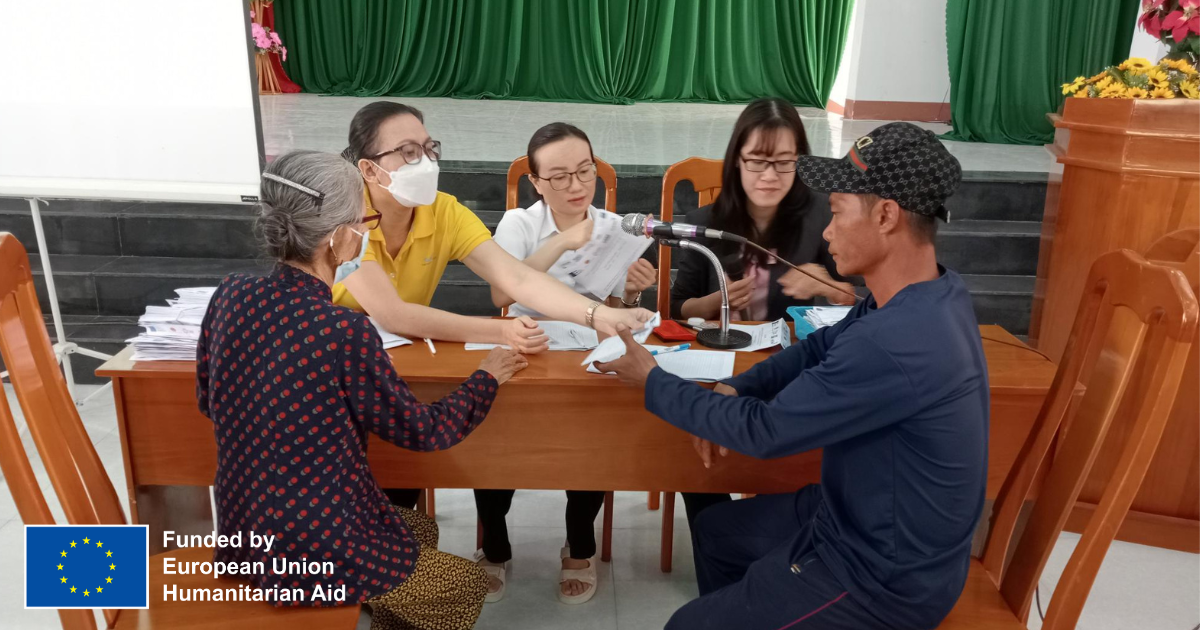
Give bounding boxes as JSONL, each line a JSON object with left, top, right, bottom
{"left": 25, "top": 525, "right": 149, "bottom": 609}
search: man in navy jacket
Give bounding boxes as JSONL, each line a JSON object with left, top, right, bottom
{"left": 598, "top": 123, "right": 988, "bottom": 630}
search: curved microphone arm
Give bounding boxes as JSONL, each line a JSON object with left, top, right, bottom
{"left": 678, "top": 239, "right": 732, "bottom": 334}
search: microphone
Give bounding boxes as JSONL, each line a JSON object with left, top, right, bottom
{"left": 621, "top": 213, "right": 746, "bottom": 243}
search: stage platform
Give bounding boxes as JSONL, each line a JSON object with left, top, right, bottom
{"left": 0, "top": 96, "right": 1050, "bottom": 383}
{"left": 261, "top": 94, "right": 1056, "bottom": 176}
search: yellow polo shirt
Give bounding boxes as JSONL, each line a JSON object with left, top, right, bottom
{"left": 332, "top": 189, "right": 492, "bottom": 311}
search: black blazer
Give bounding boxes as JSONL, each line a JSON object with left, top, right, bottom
{"left": 668, "top": 193, "right": 851, "bottom": 321}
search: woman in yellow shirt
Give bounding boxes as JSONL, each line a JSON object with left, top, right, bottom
{"left": 335, "top": 103, "right": 653, "bottom": 511}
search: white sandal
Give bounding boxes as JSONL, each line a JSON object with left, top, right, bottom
{"left": 558, "top": 545, "right": 598, "bottom": 605}
{"left": 473, "top": 549, "right": 509, "bottom": 603}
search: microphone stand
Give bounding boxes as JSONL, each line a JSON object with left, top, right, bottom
{"left": 662, "top": 239, "right": 752, "bottom": 350}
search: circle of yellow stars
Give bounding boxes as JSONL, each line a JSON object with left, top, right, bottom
{"left": 57, "top": 536, "right": 114, "bottom": 597}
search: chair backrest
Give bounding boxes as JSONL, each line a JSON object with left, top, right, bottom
{"left": 502, "top": 156, "right": 618, "bottom": 316}
{"left": 978, "top": 248, "right": 1197, "bottom": 630}
{"left": 0, "top": 233, "right": 127, "bottom": 630}
{"left": 656, "top": 157, "right": 724, "bottom": 315}
{"left": 505, "top": 155, "right": 617, "bottom": 212}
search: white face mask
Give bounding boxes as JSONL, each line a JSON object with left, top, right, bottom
{"left": 375, "top": 155, "right": 439, "bottom": 207}
{"left": 332, "top": 226, "right": 370, "bottom": 285}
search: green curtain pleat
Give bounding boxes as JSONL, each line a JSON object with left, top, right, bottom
{"left": 274, "top": 0, "right": 856, "bottom": 106}
{"left": 944, "top": 0, "right": 1140, "bottom": 145}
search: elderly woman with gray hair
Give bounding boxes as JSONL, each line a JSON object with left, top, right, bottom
{"left": 196, "top": 150, "right": 520, "bottom": 629}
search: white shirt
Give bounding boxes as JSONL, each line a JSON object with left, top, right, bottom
{"left": 493, "top": 200, "right": 627, "bottom": 318}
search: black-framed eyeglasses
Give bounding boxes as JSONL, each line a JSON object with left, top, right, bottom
{"left": 740, "top": 157, "right": 799, "bottom": 173}
{"left": 532, "top": 163, "right": 597, "bottom": 191}
{"left": 368, "top": 140, "right": 442, "bottom": 165}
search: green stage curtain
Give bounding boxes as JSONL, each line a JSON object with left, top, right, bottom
{"left": 274, "top": 0, "right": 855, "bottom": 106}
{"left": 944, "top": 0, "right": 1140, "bottom": 145}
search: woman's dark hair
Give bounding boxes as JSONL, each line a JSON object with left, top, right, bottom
{"left": 708, "top": 98, "right": 813, "bottom": 267}
{"left": 341, "top": 101, "right": 425, "bottom": 163}
{"left": 526, "top": 122, "right": 593, "bottom": 176}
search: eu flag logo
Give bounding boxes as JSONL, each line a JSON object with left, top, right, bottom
{"left": 25, "top": 525, "right": 149, "bottom": 609}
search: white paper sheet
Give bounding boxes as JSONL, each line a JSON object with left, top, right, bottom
{"left": 370, "top": 317, "right": 413, "bottom": 350}
{"left": 464, "top": 320, "right": 600, "bottom": 352}
{"left": 551, "top": 211, "right": 653, "bottom": 298}
{"left": 728, "top": 318, "right": 793, "bottom": 352}
{"left": 578, "top": 312, "right": 663, "bottom": 365}
{"left": 804, "top": 306, "right": 852, "bottom": 329}
{"left": 587, "top": 345, "right": 735, "bottom": 382}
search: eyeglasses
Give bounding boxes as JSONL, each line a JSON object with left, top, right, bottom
{"left": 532, "top": 163, "right": 597, "bottom": 191}
{"left": 740, "top": 157, "right": 799, "bottom": 173}
{"left": 362, "top": 212, "right": 382, "bottom": 231}
{"left": 368, "top": 140, "right": 442, "bottom": 165}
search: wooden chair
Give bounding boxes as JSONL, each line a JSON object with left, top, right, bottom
{"left": 936, "top": 248, "right": 1196, "bottom": 629}
{"left": 654, "top": 157, "right": 723, "bottom": 571}
{"left": 481, "top": 156, "right": 619, "bottom": 563}
{"left": 0, "top": 233, "right": 360, "bottom": 630}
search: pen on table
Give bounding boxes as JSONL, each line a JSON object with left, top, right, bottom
{"left": 424, "top": 338, "right": 437, "bottom": 356}
{"left": 649, "top": 343, "right": 690, "bottom": 356}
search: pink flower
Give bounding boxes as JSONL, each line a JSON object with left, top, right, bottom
{"left": 1182, "top": 0, "right": 1199, "bottom": 8}
{"left": 250, "top": 9, "right": 256, "bottom": 19}
{"left": 270, "top": 31, "right": 282, "bottom": 46}
{"left": 1142, "top": 8, "right": 1164, "bottom": 33}
{"left": 1163, "top": 9, "right": 1196, "bottom": 42}
{"left": 281, "top": 46, "right": 287, "bottom": 62}
{"left": 1143, "top": 0, "right": 1164, "bottom": 9}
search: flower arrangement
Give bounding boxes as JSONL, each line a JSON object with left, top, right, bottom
{"left": 250, "top": 9, "right": 287, "bottom": 61}
{"left": 1139, "top": 0, "right": 1199, "bottom": 64}
{"left": 1062, "top": 57, "right": 1198, "bottom": 99}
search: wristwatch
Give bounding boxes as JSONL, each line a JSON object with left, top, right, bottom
{"left": 621, "top": 291, "right": 643, "bottom": 308}
{"left": 585, "top": 300, "right": 602, "bottom": 329}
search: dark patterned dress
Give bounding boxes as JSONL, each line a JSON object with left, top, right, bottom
{"left": 197, "top": 263, "right": 495, "bottom": 620}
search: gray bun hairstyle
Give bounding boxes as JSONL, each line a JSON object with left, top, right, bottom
{"left": 256, "top": 150, "right": 364, "bottom": 263}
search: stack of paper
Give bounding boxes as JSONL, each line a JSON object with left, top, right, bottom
{"left": 804, "top": 306, "right": 852, "bottom": 330}
{"left": 129, "top": 287, "right": 216, "bottom": 361}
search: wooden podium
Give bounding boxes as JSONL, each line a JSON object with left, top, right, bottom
{"left": 1033, "top": 99, "right": 1200, "bottom": 552}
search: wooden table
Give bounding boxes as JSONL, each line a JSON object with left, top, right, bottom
{"left": 98, "top": 325, "right": 1056, "bottom": 562}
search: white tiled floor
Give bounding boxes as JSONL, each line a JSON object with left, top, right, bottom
{"left": 259, "top": 94, "right": 1057, "bottom": 174}
{"left": 0, "top": 384, "right": 1196, "bottom": 629}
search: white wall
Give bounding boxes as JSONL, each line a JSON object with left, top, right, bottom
{"left": 828, "top": 0, "right": 951, "bottom": 106}
{"left": 1129, "top": 22, "right": 1168, "bottom": 62}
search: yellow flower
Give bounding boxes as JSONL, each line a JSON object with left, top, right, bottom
{"left": 1150, "top": 86, "right": 1176, "bottom": 99}
{"left": 1179, "top": 60, "right": 1198, "bottom": 76}
{"left": 1182, "top": 81, "right": 1199, "bottom": 99}
{"left": 1073, "top": 88, "right": 1092, "bottom": 98}
{"left": 1100, "top": 83, "right": 1127, "bottom": 98}
{"left": 1146, "top": 67, "right": 1169, "bottom": 85}
{"left": 1125, "top": 87, "right": 1149, "bottom": 99}
{"left": 1119, "top": 57, "right": 1153, "bottom": 71}
{"left": 1062, "top": 76, "right": 1086, "bottom": 95}
{"left": 1088, "top": 71, "right": 1109, "bottom": 83}
{"left": 1094, "top": 75, "right": 1115, "bottom": 91}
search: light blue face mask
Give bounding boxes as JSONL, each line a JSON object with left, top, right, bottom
{"left": 332, "top": 225, "right": 370, "bottom": 284}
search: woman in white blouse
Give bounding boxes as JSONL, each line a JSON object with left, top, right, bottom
{"left": 476, "top": 123, "right": 656, "bottom": 605}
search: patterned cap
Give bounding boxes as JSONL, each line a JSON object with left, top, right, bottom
{"left": 797, "top": 122, "right": 962, "bottom": 222}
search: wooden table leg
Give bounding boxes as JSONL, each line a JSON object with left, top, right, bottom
{"left": 426, "top": 488, "right": 436, "bottom": 519}
{"left": 660, "top": 492, "right": 675, "bottom": 573}
{"left": 601, "top": 491, "right": 614, "bottom": 562}
{"left": 648, "top": 491, "right": 660, "bottom": 511}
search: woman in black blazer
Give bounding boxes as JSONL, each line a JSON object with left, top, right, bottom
{"left": 669, "top": 98, "right": 857, "bottom": 530}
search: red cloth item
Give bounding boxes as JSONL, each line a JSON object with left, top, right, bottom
{"left": 653, "top": 320, "right": 697, "bottom": 342}
{"left": 261, "top": 3, "right": 301, "bottom": 93}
